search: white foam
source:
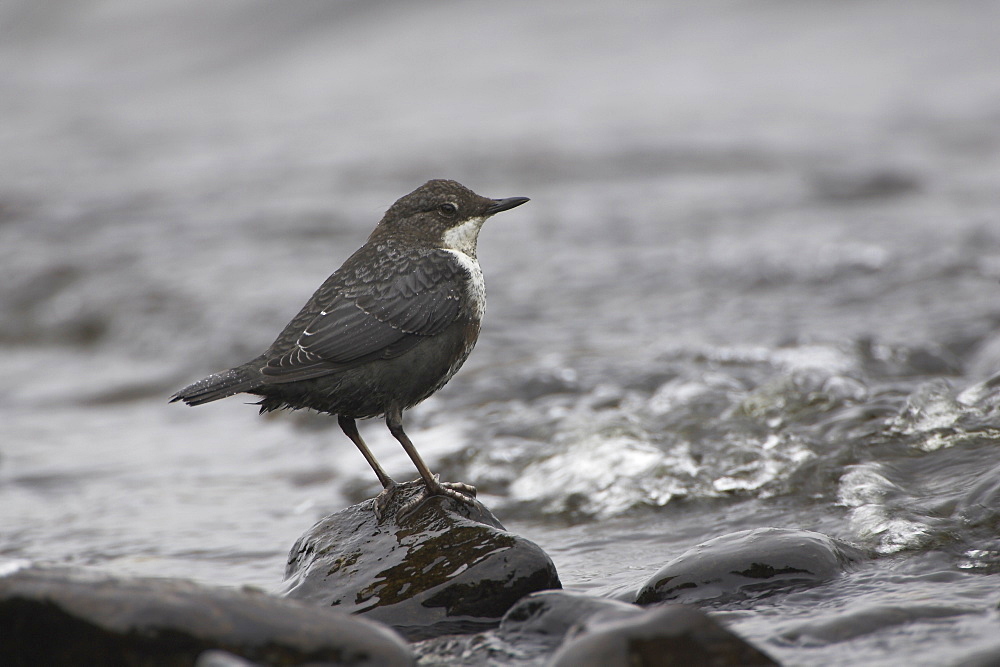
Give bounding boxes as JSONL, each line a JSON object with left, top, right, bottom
{"left": 0, "top": 559, "right": 32, "bottom": 578}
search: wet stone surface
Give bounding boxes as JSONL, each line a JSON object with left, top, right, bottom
{"left": 280, "top": 483, "right": 561, "bottom": 640}
{"left": 549, "top": 604, "right": 778, "bottom": 667}
{"left": 0, "top": 564, "right": 414, "bottom": 666}
{"left": 498, "top": 589, "right": 642, "bottom": 644}
{"left": 636, "top": 527, "right": 870, "bottom": 606}
{"left": 416, "top": 589, "right": 778, "bottom": 665}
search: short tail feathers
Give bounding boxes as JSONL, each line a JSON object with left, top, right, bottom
{"left": 170, "top": 366, "right": 258, "bottom": 406}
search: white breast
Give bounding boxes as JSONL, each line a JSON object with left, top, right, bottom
{"left": 442, "top": 248, "right": 486, "bottom": 320}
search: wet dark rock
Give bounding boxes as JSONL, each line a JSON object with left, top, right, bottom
{"left": 498, "top": 590, "right": 642, "bottom": 643}
{"left": 636, "top": 527, "right": 868, "bottom": 606}
{"left": 0, "top": 564, "right": 413, "bottom": 666}
{"left": 549, "top": 604, "right": 778, "bottom": 666}
{"left": 280, "top": 482, "right": 561, "bottom": 640}
{"left": 417, "top": 592, "right": 776, "bottom": 666}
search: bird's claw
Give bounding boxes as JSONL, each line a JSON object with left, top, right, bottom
{"left": 373, "top": 476, "right": 477, "bottom": 521}
{"left": 397, "top": 478, "right": 477, "bottom": 518}
{"left": 373, "top": 479, "right": 420, "bottom": 520}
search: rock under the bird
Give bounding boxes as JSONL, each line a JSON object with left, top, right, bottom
{"left": 280, "top": 482, "right": 561, "bottom": 640}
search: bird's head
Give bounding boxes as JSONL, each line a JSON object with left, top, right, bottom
{"left": 370, "top": 179, "right": 529, "bottom": 256}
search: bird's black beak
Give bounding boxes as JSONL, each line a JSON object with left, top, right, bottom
{"left": 486, "top": 197, "right": 530, "bottom": 215}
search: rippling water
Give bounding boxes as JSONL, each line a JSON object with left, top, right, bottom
{"left": 3, "top": 1, "right": 1000, "bottom": 664}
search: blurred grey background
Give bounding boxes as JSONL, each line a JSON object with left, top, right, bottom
{"left": 4, "top": 0, "right": 999, "bottom": 373}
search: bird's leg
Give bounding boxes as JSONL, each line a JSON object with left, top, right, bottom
{"left": 338, "top": 415, "right": 426, "bottom": 519}
{"left": 385, "top": 404, "right": 476, "bottom": 517}
{"left": 339, "top": 415, "right": 408, "bottom": 519}
{"left": 338, "top": 415, "right": 395, "bottom": 489}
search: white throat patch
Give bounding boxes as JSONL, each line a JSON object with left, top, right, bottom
{"left": 441, "top": 216, "right": 487, "bottom": 256}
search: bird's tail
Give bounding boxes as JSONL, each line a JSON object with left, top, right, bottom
{"left": 170, "top": 365, "right": 258, "bottom": 406}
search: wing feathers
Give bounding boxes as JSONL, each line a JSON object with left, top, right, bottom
{"left": 260, "top": 247, "right": 466, "bottom": 383}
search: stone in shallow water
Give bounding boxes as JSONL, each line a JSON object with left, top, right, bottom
{"left": 636, "top": 527, "right": 869, "bottom": 605}
{"left": 412, "top": 591, "right": 643, "bottom": 665}
{"left": 499, "top": 589, "right": 642, "bottom": 643}
{"left": 280, "top": 482, "right": 561, "bottom": 640}
{"left": 550, "top": 604, "right": 778, "bottom": 666}
{"left": 0, "top": 564, "right": 413, "bottom": 666}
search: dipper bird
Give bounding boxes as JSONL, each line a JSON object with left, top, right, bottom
{"left": 171, "top": 180, "right": 529, "bottom": 516}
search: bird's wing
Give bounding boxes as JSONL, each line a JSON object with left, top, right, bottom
{"left": 260, "top": 248, "right": 466, "bottom": 383}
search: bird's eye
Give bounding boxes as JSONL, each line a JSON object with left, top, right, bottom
{"left": 438, "top": 202, "right": 458, "bottom": 216}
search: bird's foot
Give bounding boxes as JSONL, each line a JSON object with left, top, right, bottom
{"left": 373, "top": 479, "right": 421, "bottom": 520}
{"left": 395, "top": 476, "right": 477, "bottom": 520}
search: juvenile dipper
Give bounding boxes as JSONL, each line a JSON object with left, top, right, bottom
{"left": 171, "top": 180, "right": 529, "bottom": 515}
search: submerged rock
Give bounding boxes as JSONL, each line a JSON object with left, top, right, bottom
{"left": 499, "top": 589, "right": 642, "bottom": 644}
{"left": 636, "top": 527, "right": 868, "bottom": 605}
{"left": 499, "top": 590, "right": 777, "bottom": 665}
{"left": 550, "top": 604, "right": 778, "bottom": 666}
{"left": 0, "top": 564, "right": 413, "bottom": 666}
{"left": 281, "top": 482, "right": 561, "bottom": 640}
